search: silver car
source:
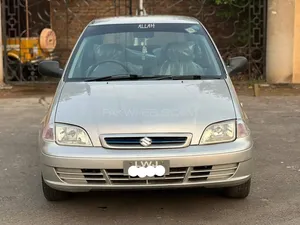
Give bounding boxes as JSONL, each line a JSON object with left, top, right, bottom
{"left": 38, "top": 15, "right": 253, "bottom": 201}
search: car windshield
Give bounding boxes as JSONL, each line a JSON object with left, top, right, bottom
{"left": 64, "top": 23, "right": 226, "bottom": 81}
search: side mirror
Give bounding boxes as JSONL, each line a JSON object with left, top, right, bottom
{"left": 38, "top": 60, "right": 63, "bottom": 78}
{"left": 226, "top": 56, "right": 248, "bottom": 76}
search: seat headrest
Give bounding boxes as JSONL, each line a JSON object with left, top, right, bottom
{"left": 94, "top": 43, "right": 125, "bottom": 61}
{"left": 165, "top": 42, "right": 195, "bottom": 62}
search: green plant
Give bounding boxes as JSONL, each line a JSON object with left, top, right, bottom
{"left": 210, "top": 0, "right": 250, "bottom": 46}
{"left": 214, "top": 0, "right": 237, "bottom": 4}
{"left": 210, "top": 0, "right": 265, "bottom": 79}
{"left": 213, "top": 0, "right": 248, "bottom": 5}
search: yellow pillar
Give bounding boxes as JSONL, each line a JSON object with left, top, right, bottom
{"left": 293, "top": 0, "right": 300, "bottom": 83}
{"left": 0, "top": 0, "right": 4, "bottom": 85}
{"left": 266, "top": 0, "right": 295, "bottom": 83}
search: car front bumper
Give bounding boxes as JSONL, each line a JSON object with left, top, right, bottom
{"left": 40, "top": 137, "right": 253, "bottom": 192}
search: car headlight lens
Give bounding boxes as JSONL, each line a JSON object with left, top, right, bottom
{"left": 55, "top": 123, "right": 92, "bottom": 146}
{"left": 200, "top": 119, "right": 250, "bottom": 145}
{"left": 200, "top": 120, "right": 236, "bottom": 145}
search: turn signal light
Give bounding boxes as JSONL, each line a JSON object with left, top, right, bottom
{"left": 237, "top": 120, "right": 250, "bottom": 138}
{"left": 42, "top": 124, "right": 54, "bottom": 141}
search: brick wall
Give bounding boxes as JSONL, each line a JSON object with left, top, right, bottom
{"left": 51, "top": 0, "right": 130, "bottom": 64}
{"left": 50, "top": 0, "right": 256, "bottom": 69}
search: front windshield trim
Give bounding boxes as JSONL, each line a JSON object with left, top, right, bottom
{"left": 63, "top": 23, "right": 227, "bottom": 82}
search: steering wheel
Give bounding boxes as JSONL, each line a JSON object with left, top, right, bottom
{"left": 87, "top": 60, "right": 130, "bottom": 77}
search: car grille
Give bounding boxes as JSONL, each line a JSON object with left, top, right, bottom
{"left": 107, "top": 167, "right": 188, "bottom": 185}
{"left": 100, "top": 133, "right": 192, "bottom": 149}
{"left": 55, "top": 168, "right": 106, "bottom": 184}
{"left": 55, "top": 163, "right": 238, "bottom": 185}
{"left": 189, "top": 163, "right": 238, "bottom": 182}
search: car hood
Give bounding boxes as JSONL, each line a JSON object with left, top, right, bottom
{"left": 55, "top": 80, "right": 236, "bottom": 144}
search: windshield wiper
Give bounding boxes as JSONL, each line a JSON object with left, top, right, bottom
{"left": 84, "top": 74, "right": 222, "bottom": 82}
{"left": 150, "top": 75, "right": 222, "bottom": 80}
{"left": 84, "top": 74, "right": 142, "bottom": 82}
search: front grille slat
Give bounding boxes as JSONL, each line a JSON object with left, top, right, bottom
{"left": 55, "top": 163, "right": 239, "bottom": 185}
{"left": 169, "top": 171, "right": 186, "bottom": 174}
{"left": 59, "top": 176, "right": 106, "bottom": 181}
{"left": 190, "top": 173, "right": 234, "bottom": 179}
{"left": 109, "top": 178, "right": 130, "bottom": 181}
{"left": 107, "top": 172, "right": 124, "bottom": 176}
{"left": 190, "top": 166, "right": 238, "bottom": 173}
{"left": 57, "top": 171, "right": 103, "bottom": 176}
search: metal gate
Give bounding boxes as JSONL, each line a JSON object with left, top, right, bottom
{"left": 2, "top": 0, "right": 267, "bottom": 83}
{"left": 2, "top": 0, "right": 133, "bottom": 83}
{"left": 144, "top": 0, "right": 268, "bottom": 81}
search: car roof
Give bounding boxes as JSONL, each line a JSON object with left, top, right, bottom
{"left": 89, "top": 15, "right": 200, "bottom": 26}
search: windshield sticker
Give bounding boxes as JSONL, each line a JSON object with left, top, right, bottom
{"left": 185, "top": 27, "right": 196, "bottom": 33}
{"left": 138, "top": 23, "right": 155, "bottom": 29}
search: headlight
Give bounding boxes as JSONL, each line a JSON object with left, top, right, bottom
{"left": 200, "top": 119, "right": 250, "bottom": 145}
{"left": 55, "top": 123, "right": 92, "bottom": 146}
{"left": 200, "top": 120, "right": 236, "bottom": 145}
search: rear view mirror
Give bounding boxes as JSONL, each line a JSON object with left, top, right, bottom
{"left": 38, "top": 61, "right": 63, "bottom": 78}
{"left": 227, "top": 56, "right": 248, "bottom": 76}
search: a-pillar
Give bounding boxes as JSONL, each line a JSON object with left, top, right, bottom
{"left": 266, "top": 0, "right": 295, "bottom": 83}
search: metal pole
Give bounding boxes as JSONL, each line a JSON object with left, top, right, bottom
{"left": 0, "top": 0, "right": 5, "bottom": 85}
{"left": 25, "top": 0, "right": 29, "bottom": 38}
{"left": 139, "top": 0, "right": 143, "bottom": 12}
{"left": 137, "top": 0, "right": 144, "bottom": 15}
{"left": 263, "top": 0, "right": 268, "bottom": 80}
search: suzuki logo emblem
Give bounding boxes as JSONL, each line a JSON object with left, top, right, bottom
{"left": 140, "top": 137, "right": 152, "bottom": 147}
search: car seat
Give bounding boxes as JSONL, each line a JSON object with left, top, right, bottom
{"left": 158, "top": 42, "right": 204, "bottom": 76}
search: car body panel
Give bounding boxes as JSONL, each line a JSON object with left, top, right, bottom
{"left": 41, "top": 139, "right": 252, "bottom": 192}
{"left": 38, "top": 15, "right": 253, "bottom": 193}
{"left": 90, "top": 15, "right": 200, "bottom": 26}
{"left": 42, "top": 160, "right": 252, "bottom": 192}
{"left": 55, "top": 80, "right": 236, "bottom": 146}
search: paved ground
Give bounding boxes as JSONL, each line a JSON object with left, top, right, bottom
{"left": 0, "top": 96, "right": 300, "bottom": 225}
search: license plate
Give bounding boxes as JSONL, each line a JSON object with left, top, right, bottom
{"left": 123, "top": 160, "right": 170, "bottom": 178}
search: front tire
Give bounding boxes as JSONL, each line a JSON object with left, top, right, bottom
{"left": 42, "top": 176, "right": 71, "bottom": 201}
{"left": 222, "top": 179, "right": 251, "bottom": 199}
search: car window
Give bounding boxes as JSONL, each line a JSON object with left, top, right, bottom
{"left": 65, "top": 23, "right": 226, "bottom": 81}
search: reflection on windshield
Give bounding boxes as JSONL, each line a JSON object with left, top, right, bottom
{"left": 66, "top": 23, "right": 225, "bottom": 80}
